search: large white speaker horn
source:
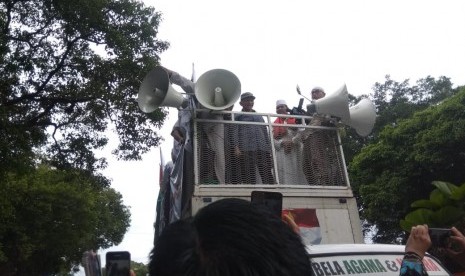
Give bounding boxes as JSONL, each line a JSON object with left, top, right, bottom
{"left": 138, "top": 66, "right": 187, "bottom": 113}
{"left": 347, "top": 98, "right": 377, "bottom": 137}
{"left": 307, "top": 84, "right": 350, "bottom": 122}
{"left": 195, "top": 69, "right": 241, "bottom": 110}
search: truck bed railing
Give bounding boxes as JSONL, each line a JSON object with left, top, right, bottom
{"left": 193, "top": 109, "right": 350, "bottom": 188}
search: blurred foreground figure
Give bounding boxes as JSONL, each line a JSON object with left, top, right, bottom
{"left": 400, "top": 225, "right": 465, "bottom": 275}
{"left": 400, "top": 224, "right": 431, "bottom": 276}
{"left": 149, "top": 198, "right": 311, "bottom": 276}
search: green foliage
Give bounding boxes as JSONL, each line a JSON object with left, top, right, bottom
{"left": 400, "top": 181, "right": 465, "bottom": 231}
{"left": 131, "top": 260, "right": 148, "bottom": 276}
{"left": 0, "top": 0, "right": 169, "bottom": 175}
{"left": 101, "top": 260, "right": 147, "bottom": 276}
{"left": 0, "top": 1, "right": 166, "bottom": 273}
{"left": 349, "top": 83, "right": 465, "bottom": 243}
{"left": 0, "top": 165, "right": 130, "bottom": 275}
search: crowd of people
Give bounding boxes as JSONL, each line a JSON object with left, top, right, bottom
{"left": 149, "top": 198, "right": 314, "bottom": 276}
{"left": 150, "top": 198, "right": 465, "bottom": 276}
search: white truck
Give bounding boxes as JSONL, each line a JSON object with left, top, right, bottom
{"left": 190, "top": 109, "right": 453, "bottom": 275}
{"left": 190, "top": 109, "right": 363, "bottom": 245}
{"left": 143, "top": 64, "right": 452, "bottom": 274}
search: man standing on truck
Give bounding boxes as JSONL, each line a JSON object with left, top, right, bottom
{"left": 302, "top": 86, "right": 344, "bottom": 186}
{"left": 163, "top": 66, "right": 227, "bottom": 185}
{"left": 161, "top": 67, "right": 196, "bottom": 220}
{"left": 233, "top": 92, "right": 275, "bottom": 184}
{"left": 273, "top": 99, "right": 306, "bottom": 184}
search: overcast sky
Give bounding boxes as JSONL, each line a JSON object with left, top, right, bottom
{"left": 95, "top": 0, "right": 465, "bottom": 267}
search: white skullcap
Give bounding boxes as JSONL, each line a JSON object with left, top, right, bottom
{"left": 276, "top": 99, "right": 287, "bottom": 107}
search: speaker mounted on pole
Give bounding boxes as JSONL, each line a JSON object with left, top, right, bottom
{"left": 346, "top": 98, "right": 377, "bottom": 137}
{"left": 195, "top": 69, "right": 241, "bottom": 110}
{"left": 138, "top": 66, "right": 188, "bottom": 113}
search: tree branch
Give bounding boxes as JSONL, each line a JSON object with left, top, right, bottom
{"left": 3, "top": 35, "right": 90, "bottom": 106}
{"left": 36, "top": 37, "right": 80, "bottom": 94}
{"left": 25, "top": 95, "right": 97, "bottom": 126}
{"left": 1, "top": 1, "right": 13, "bottom": 35}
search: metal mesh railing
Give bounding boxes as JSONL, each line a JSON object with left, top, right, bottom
{"left": 194, "top": 111, "right": 348, "bottom": 186}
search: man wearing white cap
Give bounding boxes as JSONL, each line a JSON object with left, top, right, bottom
{"left": 302, "top": 86, "right": 343, "bottom": 186}
{"left": 273, "top": 100, "right": 306, "bottom": 184}
{"left": 311, "top": 86, "right": 326, "bottom": 101}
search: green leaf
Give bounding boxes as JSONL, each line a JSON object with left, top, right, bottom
{"left": 432, "top": 181, "right": 458, "bottom": 197}
{"left": 403, "top": 208, "right": 433, "bottom": 226}
{"left": 400, "top": 219, "right": 416, "bottom": 232}
{"left": 411, "top": 199, "right": 439, "bottom": 209}
{"left": 429, "top": 189, "right": 448, "bottom": 206}
{"left": 430, "top": 206, "right": 465, "bottom": 226}
{"left": 450, "top": 183, "right": 465, "bottom": 201}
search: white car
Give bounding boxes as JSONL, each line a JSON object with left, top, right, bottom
{"left": 307, "top": 244, "right": 451, "bottom": 276}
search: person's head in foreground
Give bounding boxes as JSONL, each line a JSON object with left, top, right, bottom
{"left": 149, "top": 198, "right": 311, "bottom": 276}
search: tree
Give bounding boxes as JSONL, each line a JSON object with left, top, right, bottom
{"left": 349, "top": 86, "right": 465, "bottom": 243}
{"left": 0, "top": 0, "right": 169, "bottom": 176}
{"left": 131, "top": 260, "right": 148, "bottom": 276}
{"left": 341, "top": 76, "right": 457, "bottom": 239}
{"left": 101, "top": 260, "right": 148, "bottom": 276}
{"left": 371, "top": 75, "right": 455, "bottom": 134}
{"left": 0, "top": 165, "right": 131, "bottom": 275}
{"left": 0, "top": 0, "right": 165, "bottom": 274}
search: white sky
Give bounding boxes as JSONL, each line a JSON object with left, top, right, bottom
{"left": 95, "top": 0, "right": 465, "bottom": 268}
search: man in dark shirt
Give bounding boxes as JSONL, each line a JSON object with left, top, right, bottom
{"left": 233, "top": 92, "right": 274, "bottom": 184}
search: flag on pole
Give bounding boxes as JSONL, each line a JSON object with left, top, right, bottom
{"left": 191, "top": 62, "right": 196, "bottom": 82}
{"left": 159, "top": 148, "right": 165, "bottom": 187}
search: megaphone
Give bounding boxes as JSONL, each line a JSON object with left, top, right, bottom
{"left": 138, "top": 66, "right": 187, "bottom": 113}
{"left": 195, "top": 69, "right": 241, "bottom": 110}
{"left": 306, "top": 84, "right": 350, "bottom": 122}
{"left": 346, "top": 98, "right": 376, "bottom": 137}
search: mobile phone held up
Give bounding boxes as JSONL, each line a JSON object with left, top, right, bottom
{"left": 106, "top": 251, "right": 131, "bottom": 276}
{"left": 250, "top": 191, "right": 283, "bottom": 218}
{"left": 428, "top": 228, "right": 451, "bottom": 248}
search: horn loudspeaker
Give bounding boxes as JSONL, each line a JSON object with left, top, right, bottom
{"left": 138, "top": 66, "right": 187, "bottom": 113}
{"left": 195, "top": 69, "right": 241, "bottom": 110}
{"left": 347, "top": 98, "right": 377, "bottom": 137}
{"left": 308, "top": 84, "right": 350, "bottom": 122}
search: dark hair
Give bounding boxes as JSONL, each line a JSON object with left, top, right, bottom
{"left": 149, "top": 198, "right": 311, "bottom": 276}
{"left": 149, "top": 218, "right": 196, "bottom": 276}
